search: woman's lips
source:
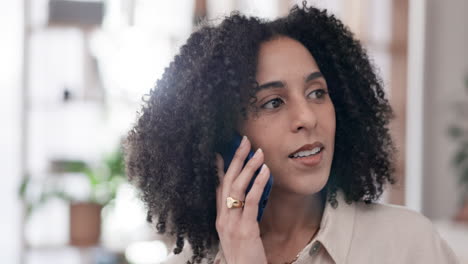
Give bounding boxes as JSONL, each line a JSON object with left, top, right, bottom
{"left": 289, "top": 149, "right": 323, "bottom": 166}
{"left": 289, "top": 142, "right": 324, "bottom": 157}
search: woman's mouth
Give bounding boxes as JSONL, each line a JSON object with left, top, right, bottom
{"left": 288, "top": 146, "right": 324, "bottom": 166}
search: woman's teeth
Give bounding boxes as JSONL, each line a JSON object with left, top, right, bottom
{"left": 290, "top": 147, "right": 322, "bottom": 158}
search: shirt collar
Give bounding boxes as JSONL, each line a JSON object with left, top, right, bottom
{"left": 314, "top": 190, "right": 356, "bottom": 264}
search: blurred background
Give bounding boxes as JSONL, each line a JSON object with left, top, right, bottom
{"left": 1, "top": 0, "right": 467, "bottom": 263}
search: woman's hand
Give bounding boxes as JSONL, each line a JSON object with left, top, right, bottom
{"left": 215, "top": 136, "right": 270, "bottom": 264}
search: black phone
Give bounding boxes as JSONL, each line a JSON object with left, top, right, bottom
{"left": 221, "top": 134, "right": 273, "bottom": 221}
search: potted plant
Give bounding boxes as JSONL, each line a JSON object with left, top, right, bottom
{"left": 20, "top": 145, "right": 126, "bottom": 246}
{"left": 450, "top": 76, "right": 468, "bottom": 222}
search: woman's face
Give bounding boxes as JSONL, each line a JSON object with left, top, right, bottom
{"left": 238, "top": 36, "right": 336, "bottom": 195}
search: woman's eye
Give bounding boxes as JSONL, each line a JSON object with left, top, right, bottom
{"left": 307, "top": 89, "right": 328, "bottom": 100}
{"left": 261, "top": 98, "right": 284, "bottom": 109}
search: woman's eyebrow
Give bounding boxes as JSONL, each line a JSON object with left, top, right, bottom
{"left": 257, "top": 80, "right": 285, "bottom": 91}
{"left": 257, "top": 71, "right": 324, "bottom": 92}
{"left": 305, "top": 71, "right": 323, "bottom": 82}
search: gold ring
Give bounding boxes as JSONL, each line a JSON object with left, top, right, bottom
{"left": 226, "top": 197, "right": 245, "bottom": 209}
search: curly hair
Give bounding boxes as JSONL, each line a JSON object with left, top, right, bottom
{"left": 124, "top": 3, "right": 396, "bottom": 263}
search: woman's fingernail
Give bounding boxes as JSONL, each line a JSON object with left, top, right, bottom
{"left": 240, "top": 135, "right": 247, "bottom": 147}
{"left": 260, "top": 163, "right": 268, "bottom": 174}
{"left": 255, "top": 148, "right": 263, "bottom": 157}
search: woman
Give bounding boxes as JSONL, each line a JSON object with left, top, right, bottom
{"left": 124, "top": 3, "right": 459, "bottom": 264}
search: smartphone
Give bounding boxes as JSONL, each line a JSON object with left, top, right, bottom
{"left": 221, "top": 134, "right": 273, "bottom": 222}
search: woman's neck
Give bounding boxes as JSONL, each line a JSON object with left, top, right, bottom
{"left": 259, "top": 187, "right": 325, "bottom": 241}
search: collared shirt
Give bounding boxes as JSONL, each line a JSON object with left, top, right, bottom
{"left": 164, "top": 191, "right": 460, "bottom": 264}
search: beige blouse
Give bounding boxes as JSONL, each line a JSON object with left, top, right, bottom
{"left": 164, "top": 191, "right": 460, "bottom": 264}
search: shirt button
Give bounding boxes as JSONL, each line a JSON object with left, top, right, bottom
{"left": 309, "top": 241, "right": 321, "bottom": 255}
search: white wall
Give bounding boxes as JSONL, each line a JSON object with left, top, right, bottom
{"left": 422, "top": 0, "right": 468, "bottom": 219}
{"left": 0, "top": 1, "right": 23, "bottom": 263}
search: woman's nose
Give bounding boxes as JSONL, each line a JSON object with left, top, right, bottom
{"left": 289, "top": 99, "right": 318, "bottom": 133}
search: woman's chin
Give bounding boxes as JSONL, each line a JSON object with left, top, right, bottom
{"left": 271, "top": 179, "right": 328, "bottom": 197}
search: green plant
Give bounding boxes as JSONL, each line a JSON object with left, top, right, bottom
{"left": 19, "top": 145, "right": 126, "bottom": 217}
{"left": 449, "top": 76, "right": 468, "bottom": 199}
